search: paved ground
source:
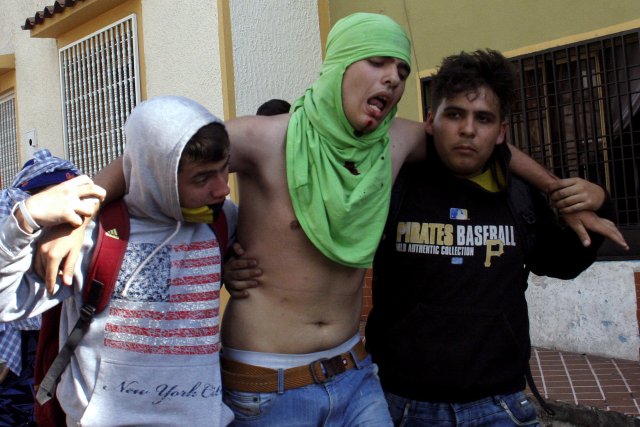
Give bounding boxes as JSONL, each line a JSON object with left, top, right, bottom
{"left": 528, "top": 347, "right": 640, "bottom": 426}
{"left": 529, "top": 347, "right": 640, "bottom": 416}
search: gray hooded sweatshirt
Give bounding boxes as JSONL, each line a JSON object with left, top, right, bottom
{"left": 0, "top": 96, "right": 235, "bottom": 426}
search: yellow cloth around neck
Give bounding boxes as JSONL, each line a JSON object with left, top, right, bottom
{"left": 181, "top": 205, "right": 214, "bottom": 223}
{"left": 469, "top": 158, "right": 506, "bottom": 193}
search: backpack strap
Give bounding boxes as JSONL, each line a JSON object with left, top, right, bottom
{"left": 209, "top": 200, "right": 238, "bottom": 261}
{"left": 83, "top": 200, "right": 130, "bottom": 312}
{"left": 211, "top": 210, "right": 228, "bottom": 260}
{"left": 35, "top": 200, "right": 129, "bottom": 405}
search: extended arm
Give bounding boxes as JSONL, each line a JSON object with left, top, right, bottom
{"left": 507, "top": 144, "right": 557, "bottom": 191}
{"left": 507, "top": 144, "right": 627, "bottom": 250}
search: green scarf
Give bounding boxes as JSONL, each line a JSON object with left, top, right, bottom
{"left": 286, "top": 13, "right": 411, "bottom": 268}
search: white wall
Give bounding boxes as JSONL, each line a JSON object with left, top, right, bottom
{"left": 229, "top": 0, "right": 322, "bottom": 116}
{"left": 2, "top": 0, "right": 66, "bottom": 161}
{"left": 141, "top": 0, "right": 225, "bottom": 119}
{"left": 527, "top": 260, "right": 640, "bottom": 361}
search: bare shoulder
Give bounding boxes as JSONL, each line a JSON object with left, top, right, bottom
{"left": 226, "top": 114, "right": 290, "bottom": 173}
{"left": 389, "top": 118, "right": 426, "bottom": 165}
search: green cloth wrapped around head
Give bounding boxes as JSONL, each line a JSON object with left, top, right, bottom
{"left": 286, "top": 12, "right": 412, "bottom": 268}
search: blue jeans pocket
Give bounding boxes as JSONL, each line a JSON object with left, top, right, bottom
{"left": 223, "top": 389, "right": 273, "bottom": 421}
{"left": 498, "top": 392, "right": 539, "bottom": 426}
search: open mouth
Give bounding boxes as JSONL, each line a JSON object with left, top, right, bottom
{"left": 368, "top": 95, "right": 388, "bottom": 113}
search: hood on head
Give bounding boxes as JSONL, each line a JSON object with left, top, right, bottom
{"left": 123, "top": 96, "right": 222, "bottom": 223}
{"left": 324, "top": 12, "right": 412, "bottom": 70}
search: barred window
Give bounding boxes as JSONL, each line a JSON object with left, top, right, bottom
{"left": 420, "top": 29, "right": 640, "bottom": 257}
{"left": 509, "top": 30, "right": 640, "bottom": 229}
{"left": 59, "top": 14, "right": 140, "bottom": 177}
{"left": 0, "top": 92, "right": 19, "bottom": 190}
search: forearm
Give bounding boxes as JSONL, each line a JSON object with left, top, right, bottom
{"left": 0, "top": 265, "right": 68, "bottom": 322}
{"left": 0, "top": 216, "right": 47, "bottom": 321}
{"left": 93, "top": 156, "right": 126, "bottom": 204}
{"left": 0, "top": 214, "right": 37, "bottom": 275}
{"left": 508, "top": 144, "right": 557, "bottom": 193}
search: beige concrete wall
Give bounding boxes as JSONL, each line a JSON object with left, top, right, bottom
{"left": 229, "top": 0, "right": 322, "bottom": 116}
{"left": 2, "top": 0, "right": 66, "bottom": 162}
{"left": 528, "top": 263, "right": 640, "bottom": 361}
{"left": 141, "top": 0, "right": 225, "bottom": 119}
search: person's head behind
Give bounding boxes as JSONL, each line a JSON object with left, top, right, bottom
{"left": 14, "top": 149, "right": 80, "bottom": 195}
{"left": 178, "top": 122, "right": 230, "bottom": 209}
{"left": 426, "top": 49, "right": 516, "bottom": 179}
{"left": 256, "top": 99, "right": 291, "bottom": 116}
{"left": 0, "top": 149, "right": 80, "bottom": 219}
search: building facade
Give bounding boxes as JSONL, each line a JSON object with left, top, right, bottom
{"left": 1, "top": 0, "right": 639, "bottom": 360}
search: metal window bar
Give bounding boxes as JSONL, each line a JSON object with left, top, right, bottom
{"left": 59, "top": 14, "right": 140, "bottom": 177}
{"left": 0, "top": 93, "right": 19, "bottom": 190}
{"left": 508, "top": 31, "right": 640, "bottom": 228}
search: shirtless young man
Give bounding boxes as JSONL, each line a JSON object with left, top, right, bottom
{"left": 37, "top": 12, "right": 626, "bottom": 426}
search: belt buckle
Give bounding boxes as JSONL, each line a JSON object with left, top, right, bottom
{"left": 309, "top": 355, "right": 348, "bottom": 384}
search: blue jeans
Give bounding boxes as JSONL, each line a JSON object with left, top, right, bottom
{"left": 386, "top": 391, "right": 539, "bottom": 427}
{"left": 223, "top": 355, "right": 392, "bottom": 426}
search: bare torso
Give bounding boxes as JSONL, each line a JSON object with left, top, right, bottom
{"left": 222, "top": 114, "right": 425, "bottom": 353}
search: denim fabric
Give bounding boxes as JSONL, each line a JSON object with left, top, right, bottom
{"left": 223, "top": 355, "right": 392, "bottom": 426}
{"left": 0, "top": 330, "right": 38, "bottom": 427}
{"left": 386, "top": 390, "right": 539, "bottom": 427}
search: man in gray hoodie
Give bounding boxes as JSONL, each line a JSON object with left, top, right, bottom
{"left": 0, "top": 96, "right": 236, "bottom": 426}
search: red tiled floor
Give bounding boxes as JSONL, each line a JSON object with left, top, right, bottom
{"left": 528, "top": 347, "right": 640, "bottom": 417}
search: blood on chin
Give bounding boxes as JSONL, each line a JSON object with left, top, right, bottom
{"left": 354, "top": 119, "right": 377, "bottom": 137}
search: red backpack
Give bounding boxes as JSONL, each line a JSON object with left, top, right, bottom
{"left": 33, "top": 200, "right": 231, "bottom": 426}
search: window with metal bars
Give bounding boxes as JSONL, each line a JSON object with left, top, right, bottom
{"left": 59, "top": 14, "right": 141, "bottom": 178}
{"left": 420, "top": 29, "right": 640, "bottom": 257}
{"left": 0, "top": 92, "right": 19, "bottom": 190}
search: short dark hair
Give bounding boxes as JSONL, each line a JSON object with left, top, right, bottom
{"left": 179, "top": 122, "right": 229, "bottom": 170}
{"left": 430, "top": 49, "right": 516, "bottom": 119}
{"left": 256, "top": 99, "right": 291, "bottom": 116}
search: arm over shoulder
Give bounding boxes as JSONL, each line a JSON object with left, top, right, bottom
{"left": 389, "top": 118, "right": 427, "bottom": 179}
{"left": 226, "top": 114, "right": 289, "bottom": 174}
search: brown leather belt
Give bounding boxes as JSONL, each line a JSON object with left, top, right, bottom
{"left": 221, "top": 340, "right": 368, "bottom": 393}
